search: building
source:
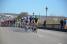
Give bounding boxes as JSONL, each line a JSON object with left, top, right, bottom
{"left": 38, "top": 16, "right": 65, "bottom": 29}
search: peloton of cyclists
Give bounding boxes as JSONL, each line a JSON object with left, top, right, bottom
{"left": 21, "top": 15, "right": 38, "bottom": 32}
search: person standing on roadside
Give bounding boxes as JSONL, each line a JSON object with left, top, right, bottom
{"left": 60, "top": 19, "right": 64, "bottom": 29}
{"left": 64, "top": 19, "right": 66, "bottom": 29}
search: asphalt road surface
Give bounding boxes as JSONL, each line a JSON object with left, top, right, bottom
{"left": 0, "top": 27, "right": 67, "bottom": 44}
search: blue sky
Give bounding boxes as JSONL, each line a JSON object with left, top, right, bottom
{"left": 0, "top": 0, "right": 67, "bottom": 16}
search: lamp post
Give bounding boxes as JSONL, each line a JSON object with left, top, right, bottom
{"left": 45, "top": 6, "right": 48, "bottom": 19}
{"left": 33, "top": 12, "right": 35, "bottom": 18}
{"left": 33, "top": 12, "right": 34, "bottom": 16}
{"left": 45, "top": 6, "right": 48, "bottom": 27}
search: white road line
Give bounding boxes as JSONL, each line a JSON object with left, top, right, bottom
{"left": 36, "top": 33, "right": 44, "bottom": 38}
{"left": 58, "top": 43, "right": 62, "bottom": 44}
{"left": 38, "top": 34, "right": 44, "bottom": 38}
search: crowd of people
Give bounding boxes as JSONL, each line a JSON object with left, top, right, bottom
{"left": 20, "top": 16, "right": 38, "bottom": 32}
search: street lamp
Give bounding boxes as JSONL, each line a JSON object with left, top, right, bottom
{"left": 45, "top": 6, "right": 48, "bottom": 19}
{"left": 33, "top": 12, "right": 34, "bottom": 16}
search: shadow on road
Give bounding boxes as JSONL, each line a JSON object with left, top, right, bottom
{"left": 38, "top": 26, "right": 67, "bottom": 32}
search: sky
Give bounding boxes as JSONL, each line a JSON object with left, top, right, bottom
{"left": 0, "top": 0, "right": 67, "bottom": 16}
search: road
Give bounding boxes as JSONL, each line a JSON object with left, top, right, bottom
{"left": 0, "top": 27, "right": 67, "bottom": 44}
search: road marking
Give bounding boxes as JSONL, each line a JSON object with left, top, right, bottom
{"left": 58, "top": 43, "right": 62, "bottom": 44}
{"left": 37, "top": 34, "right": 44, "bottom": 38}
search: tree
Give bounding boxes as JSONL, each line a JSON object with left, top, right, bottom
{"left": 16, "top": 12, "right": 28, "bottom": 21}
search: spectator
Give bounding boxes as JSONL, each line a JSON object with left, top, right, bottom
{"left": 60, "top": 19, "right": 64, "bottom": 29}
{"left": 43, "top": 20, "right": 46, "bottom": 27}
{"left": 64, "top": 19, "right": 66, "bottom": 29}
{"left": 64, "top": 19, "right": 66, "bottom": 26}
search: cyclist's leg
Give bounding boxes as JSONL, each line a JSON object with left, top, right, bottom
{"left": 34, "top": 23, "right": 38, "bottom": 33}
